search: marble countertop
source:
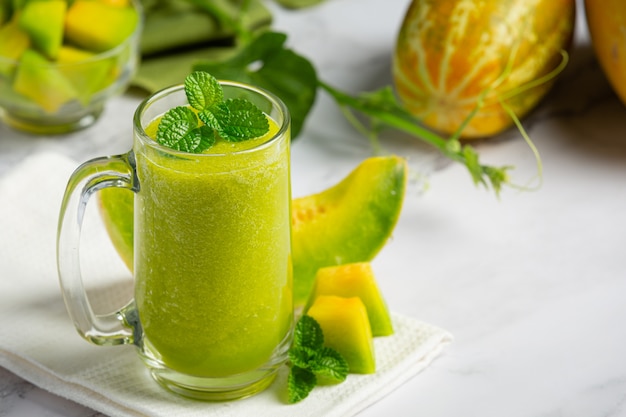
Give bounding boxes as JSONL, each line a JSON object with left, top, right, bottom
{"left": 2, "top": 0, "right": 626, "bottom": 416}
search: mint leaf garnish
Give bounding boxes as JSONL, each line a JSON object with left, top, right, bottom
{"left": 214, "top": 98, "right": 270, "bottom": 142}
{"left": 309, "top": 347, "right": 349, "bottom": 384}
{"left": 288, "top": 366, "right": 316, "bottom": 404}
{"left": 156, "top": 71, "right": 270, "bottom": 153}
{"left": 158, "top": 106, "right": 198, "bottom": 134}
{"left": 287, "top": 315, "right": 349, "bottom": 404}
{"left": 288, "top": 346, "right": 319, "bottom": 369}
{"left": 293, "top": 314, "right": 324, "bottom": 350}
{"left": 156, "top": 106, "right": 207, "bottom": 153}
{"left": 184, "top": 71, "right": 223, "bottom": 111}
{"left": 197, "top": 108, "right": 222, "bottom": 131}
{"left": 195, "top": 126, "right": 218, "bottom": 152}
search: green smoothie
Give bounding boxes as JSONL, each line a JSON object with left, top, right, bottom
{"left": 134, "top": 117, "right": 293, "bottom": 378}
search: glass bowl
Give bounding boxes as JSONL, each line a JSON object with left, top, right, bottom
{"left": 0, "top": 0, "right": 142, "bottom": 134}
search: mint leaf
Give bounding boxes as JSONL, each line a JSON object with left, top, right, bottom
{"left": 158, "top": 106, "right": 198, "bottom": 134}
{"left": 198, "top": 108, "right": 222, "bottom": 131}
{"left": 156, "top": 106, "right": 205, "bottom": 152}
{"left": 288, "top": 346, "right": 319, "bottom": 369}
{"left": 293, "top": 314, "right": 324, "bottom": 351}
{"left": 194, "top": 125, "right": 218, "bottom": 152}
{"left": 288, "top": 366, "right": 316, "bottom": 404}
{"left": 194, "top": 31, "right": 317, "bottom": 139}
{"left": 214, "top": 98, "right": 270, "bottom": 142}
{"left": 185, "top": 71, "right": 223, "bottom": 111}
{"left": 287, "top": 315, "right": 350, "bottom": 404}
{"left": 156, "top": 71, "right": 270, "bottom": 153}
{"left": 310, "top": 347, "right": 349, "bottom": 384}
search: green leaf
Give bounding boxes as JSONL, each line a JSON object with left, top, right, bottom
{"left": 185, "top": 71, "right": 223, "bottom": 111}
{"left": 288, "top": 345, "right": 319, "bottom": 369}
{"left": 286, "top": 315, "right": 350, "bottom": 403}
{"left": 156, "top": 106, "right": 203, "bottom": 152}
{"left": 293, "top": 315, "right": 324, "bottom": 351}
{"left": 194, "top": 125, "right": 218, "bottom": 152}
{"left": 288, "top": 366, "right": 317, "bottom": 404}
{"left": 213, "top": 98, "right": 269, "bottom": 141}
{"left": 194, "top": 31, "right": 317, "bottom": 139}
{"left": 198, "top": 108, "right": 222, "bottom": 130}
{"left": 310, "top": 347, "right": 349, "bottom": 384}
{"left": 158, "top": 106, "right": 198, "bottom": 134}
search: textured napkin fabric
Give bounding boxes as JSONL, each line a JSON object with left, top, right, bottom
{"left": 0, "top": 152, "right": 452, "bottom": 417}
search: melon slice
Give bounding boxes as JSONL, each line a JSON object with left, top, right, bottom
{"left": 97, "top": 155, "right": 408, "bottom": 306}
{"left": 305, "top": 262, "right": 394, "bottom": 336}
{"left": 306, "top": 295, "right": 375, "bottom": 374}
{"left": 19, "top": 0, "right": 66, "bottom": 59}
{"left": 291, "top": 156, "right": 407, "bottom": 305}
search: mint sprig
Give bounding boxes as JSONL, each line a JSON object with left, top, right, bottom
{"left": 156, "top": 71, "right": 269, "bottom": 153}
{"left": 287, "top": 315, "right": 349, "bottom": 404}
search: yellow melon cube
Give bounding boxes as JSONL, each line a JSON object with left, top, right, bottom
{"left": 306, "top": 262, "right": 394, "bottom": 336}
{"left": 306, "top": 295, "right": 375, "bottom": 374}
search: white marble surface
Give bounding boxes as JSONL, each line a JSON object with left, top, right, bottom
{"left": 2, "top": 0, "right": 626, "bottom": 416}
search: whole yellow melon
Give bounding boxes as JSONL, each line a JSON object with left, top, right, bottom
{"left": 393, "top": 0, "right": 576, "bottom": 139}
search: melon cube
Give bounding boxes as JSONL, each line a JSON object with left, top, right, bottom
{"left": 0, "top": 17, "right": 31, "bottom": 76}
{"left": 64, "top": 0, "right": 138, "bottom": 52}
{"left": 13, "top": 49, "right": 77, "bottom": 113}
{"left": 57, "top": 46, "right": 116, "bottom": 104}
{"left": 19, "top": 0, "right": 66, "bottom": 59}
{"left": 306, "top": 262, "right": 394, "bottom": 336}
{"left": 306, "top": 295, "right": 375, "bottom": 374}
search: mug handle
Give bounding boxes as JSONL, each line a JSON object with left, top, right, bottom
{"left": 57, "top": 152, "right": 138, "bottom": 346}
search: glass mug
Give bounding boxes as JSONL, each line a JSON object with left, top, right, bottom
{"left": 57, "top": 81, "right": 293, "bottom": 400}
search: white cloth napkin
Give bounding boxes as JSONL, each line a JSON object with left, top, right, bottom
{"left": 0, "top": 151, "right": 452, "bottom": 417}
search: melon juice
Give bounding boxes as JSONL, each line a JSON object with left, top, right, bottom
{"left": 133, "top": 99, "right": 293, "bottom": 384}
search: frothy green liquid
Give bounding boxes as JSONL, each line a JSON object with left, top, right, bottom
{"left": 135, "top": 118, "right": 292, "bottom": 377}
